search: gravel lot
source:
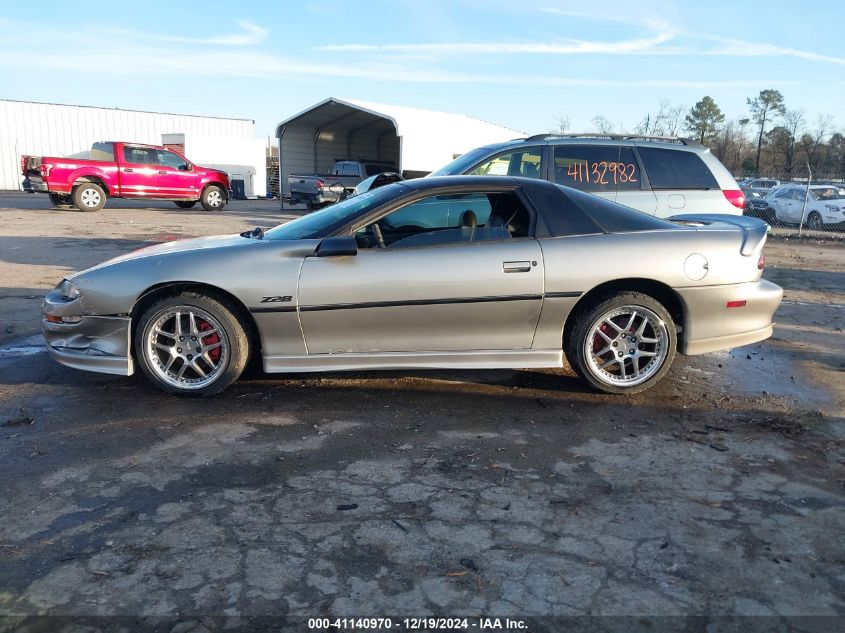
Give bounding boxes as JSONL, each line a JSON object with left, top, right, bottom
{"left": 0, "top": 192, "right": 843, "bottom": 630}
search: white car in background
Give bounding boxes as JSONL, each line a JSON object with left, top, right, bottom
{"left": 768, "top": 184, "right": 845, "bottom": 229}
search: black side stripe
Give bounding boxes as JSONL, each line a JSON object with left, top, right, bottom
{"left": 249, "top": 292, "right": 582, "bottom": 314}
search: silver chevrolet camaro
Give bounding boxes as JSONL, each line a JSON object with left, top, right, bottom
{"left": 42, "top": 176, "right": 783, "bottom": 396}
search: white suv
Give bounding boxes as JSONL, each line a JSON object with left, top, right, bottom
{"left": 432, "top": 134, "right": 745, "bottom": 218}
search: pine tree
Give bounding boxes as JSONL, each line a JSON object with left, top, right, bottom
{"left": 685, "top": 97, "right": 725, "bottom": 144}
{"left": 747, "top": 90, "right": 786, "bottom": 175}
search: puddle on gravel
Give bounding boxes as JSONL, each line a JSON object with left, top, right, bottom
{"left": 0, "top": 335, "right": 45, "bottom": 359}
{"left": 684, "top": 342, "right": 829, "bottom": 407}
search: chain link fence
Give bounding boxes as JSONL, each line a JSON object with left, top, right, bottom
{"left": 736, "top": 170, "right": 845, "bottom": 238}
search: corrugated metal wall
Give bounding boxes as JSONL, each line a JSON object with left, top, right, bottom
{"left": 0, "top": 100, "right": 255, "bottom": 191}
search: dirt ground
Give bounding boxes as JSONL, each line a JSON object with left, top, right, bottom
{"left": 0, "top": 192, "right": 843, "bottom": 630}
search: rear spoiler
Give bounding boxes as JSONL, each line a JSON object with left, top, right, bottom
{"left": 668, "top": 214, "right": 769, "bottom": 257}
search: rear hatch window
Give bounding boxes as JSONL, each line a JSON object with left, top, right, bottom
{"left": 638, "top": 147, "right": 719, "bottom": 190}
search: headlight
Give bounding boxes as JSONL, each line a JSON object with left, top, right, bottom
{"left": 58, "top": 279, "right": 81, "bottom": 301}
{"left": 825, "top": 204, "right": 842, "bottom": 213}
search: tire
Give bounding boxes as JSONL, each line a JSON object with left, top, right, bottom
{"left": 71, "top": 182, "right": 106, "bottom": 212}
{"left": 135, "top": 291, "right": 250, "bottom": 396}
{"left": 200, "top": 185, "right": 226, "bottom": 211}
{"left": 806, "top": 212, "right": 823, "bottom": 231}
{"left": 175, "top": 201, "right": 197, "bottom": 209}
{"left": 565, "top": 291, "right": 677, "bottom": 395}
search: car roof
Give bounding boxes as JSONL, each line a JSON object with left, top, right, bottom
{"left": 469, "top": 134, "right": 707, "bottom": 154}
{"left": 404, "top": 175, "right": 520, "bottom": 190}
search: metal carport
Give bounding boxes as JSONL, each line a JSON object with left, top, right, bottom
{"left": 275, "top": 97, "right": 523, "bottom": 201}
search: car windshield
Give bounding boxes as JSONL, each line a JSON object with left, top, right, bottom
{"left": 265, "top": 184, "right": 410, "bottom": 240}
{"left": 429, "top": 147, "right": 505, "bottom": 176}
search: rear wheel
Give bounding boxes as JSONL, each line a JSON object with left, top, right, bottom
{"left": 565, "top": 292, "right": 677, "bottom": 394}
{"left": 72, "top": 183, "right": 106, "bottom": 212}
{"left": 200, "top": 185, "right": 226, "bottom": 211}
{"left": 135, "top": 292, "right": 249, "bottom": 396}
{"left": 806, "top": 211, "right": 823, "bottom": 231}
{"left": 175, "top": 200, "right": 197, "bottom": 209}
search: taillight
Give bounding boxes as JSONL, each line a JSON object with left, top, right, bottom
{"left": 39, "top": 163, "right": 52, "bottom": 177}
{"left": 757, "top": 254, "right": 765, "bottom": 270}
{"left": 315, "top": 179, "right": 324, "bottom": 192}
{"left": 726, "top": 300, "right": 747, "bottom": 308}
{"left": 723, "top": 189, "right": 745, "bottom": 209}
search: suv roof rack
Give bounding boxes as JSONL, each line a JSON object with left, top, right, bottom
{"left": 522, "top": 133, "right": 701, "bottom": 146}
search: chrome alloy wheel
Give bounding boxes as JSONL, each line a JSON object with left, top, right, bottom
{"left": 145, "top": 306, "right": 229, "bottom": 390}
{"left": 584, "top": 305, "right": 669, "bottom": 388}
{"left": 80, "top": 187, "right": 102, "bottom": 208}
{"left": 206, "top": 190, "right": 223, "bottom": 207}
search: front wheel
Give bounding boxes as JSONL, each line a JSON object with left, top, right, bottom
{"left": 135, "top": 292, "right": 250, "bottom": 396}
{"left": 806, "top": 212, "right": 823, "bottom": 231}
{"left": 72, "top": 183, "right": 106, "bottom": 212}
{"left": 565, "top": 292, "right": 677, "bottom": 394}
{"left": 175, "top": 200, "right": 197, "bottom": 209}
{"left": 200, "top": 185, "right": 226, "bottom": 211}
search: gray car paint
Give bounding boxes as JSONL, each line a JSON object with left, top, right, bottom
{"left": 42, "top": 176, "right": 782, "bottom": 380}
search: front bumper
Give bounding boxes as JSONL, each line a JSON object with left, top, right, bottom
{"left": 676, "top": 279, "right": 783, "bottom": 356}
{"left": 42, "top": 289, "right": 134, "bottom": 376}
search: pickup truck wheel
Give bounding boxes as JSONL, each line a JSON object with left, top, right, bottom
{"left": 72, "top": 183, "right": 106, "bottom": 212}
{"left": 175, "top": 201, "right": 197, "bottom": 209}
{"left": 201, "top": 186, "right": 226, "bottom": 211}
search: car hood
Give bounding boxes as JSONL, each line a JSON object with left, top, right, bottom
{"left": 70, "top": 234, "right": 250, "bottom": 278}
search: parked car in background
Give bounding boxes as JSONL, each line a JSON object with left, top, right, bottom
{"left": 768, "top": 184, "right": 845, "bottom": 229}
{"left": 21, "top": 142, "right": 230, "bottom": 212}
{"left": 43, "top": 175, "right": 781, "bottom": 397}
{"left": 288, "top": 159, "right": 396, "bottom": 210}
{"left": 741, "top": 178, "right": 781, "bottom": 200}
{"left": 352, "top": 171, "right": 404, "bottom": 197}
{"left": 431, "top": 134, "right": 745, "bottom": 217}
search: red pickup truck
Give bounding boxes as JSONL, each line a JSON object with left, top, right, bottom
{"left": 21, "top": 141, "right": 230, "bottom": 212}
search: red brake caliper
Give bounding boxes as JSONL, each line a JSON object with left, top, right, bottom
{"left": 593, "top": 324, "right": 610, "bottom": 353}
{"left": 199, "top": 321, "right": 221, "bottom": 363}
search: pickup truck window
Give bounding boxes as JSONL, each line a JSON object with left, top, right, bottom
{"left": 90, "top": 142, "right": 115, "bottom": 162}
{"left": 123, "top": 146, "right": 156, "bottom": 165}
{"left": 157, "top": 150, "right": 188, "bottom": 170}
{"left": 365, "top": 164, "right": 392, "bottom": 176}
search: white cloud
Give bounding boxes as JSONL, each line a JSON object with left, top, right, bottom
{"left": 114, "top": 19, "right": 268, "bottom": 46}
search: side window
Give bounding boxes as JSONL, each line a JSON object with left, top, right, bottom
{"left": 156, "top": 150, "right": 188, "bottom": 170}
{"left": 123, "top": 146, "right": 155, "bottom": 165}
{"left": 340, "top": 163, "right": 359, "bottom": 176}
{"left": 90, "top": 142, "right": 115, "bottom": 162}
{"left": 553, "top": 145, "right": 640, "bottom": 192}
{"left": 467, "top": 148, "right": 543, "bottom": 179}
{"left": 355, "top": 191, "right": 530, "bottom": 249}
{"left": 638, "top": 147, "right": 719, "bottom": 190}
{"left": 774, "top": 188, "right": 791, "bottom": 199}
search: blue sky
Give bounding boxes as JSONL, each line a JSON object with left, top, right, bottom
{"left": 1, "top": 0, "right": 843, "bottom": 139}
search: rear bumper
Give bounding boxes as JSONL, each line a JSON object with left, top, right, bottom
{"left": 42, "top": 288, "right": 134, "bottom": 376}
{"left": 28, "top": 177, "right": 48, "bottom": 192}
{"left": 677, "top": 279, "right": 783, "bottom": 356}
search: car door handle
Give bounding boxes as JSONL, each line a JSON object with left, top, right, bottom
{"left": 124, "top": 168, "right": 134, "bottom": 173}
{"left": 158, "top": 170, "right": 167, "bottom": 175}
{"left": 503, "top": 260, "right": 532, "bottom": 273}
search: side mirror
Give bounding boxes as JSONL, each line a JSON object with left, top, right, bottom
{"left": 316, "top": 236, "right": 358, "bottom": 257}
{"left": 179, "top": 163, "right": 191, "bottom": 171}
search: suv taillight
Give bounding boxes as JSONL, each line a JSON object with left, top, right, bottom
{"left": 723, "top": 189, "right": 745, "bottom": 209}
{"left": 758, "top": 254, "right": 765, "bottom": 270}
{"left": 315, "top": 179, "right": 324, "bottom": 192}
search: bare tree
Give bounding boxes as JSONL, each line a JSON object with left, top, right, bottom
{"left": 799, "top": 113, "right": 833, "bottom": 170}
{"left": 664, "top": 103, "right": 686, "bottom": 136}
{"left": 553, "top": 115, "right": 571, "bottom": 135}
{"left": 591, "top": 116, "right": 615, "bottom": 134}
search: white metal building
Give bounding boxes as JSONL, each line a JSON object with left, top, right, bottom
{"left": 0, "top": 99, "right": 258, "bottom": 192}
{"left": 276, "top": 98, "right": 524, "bottom": 197}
